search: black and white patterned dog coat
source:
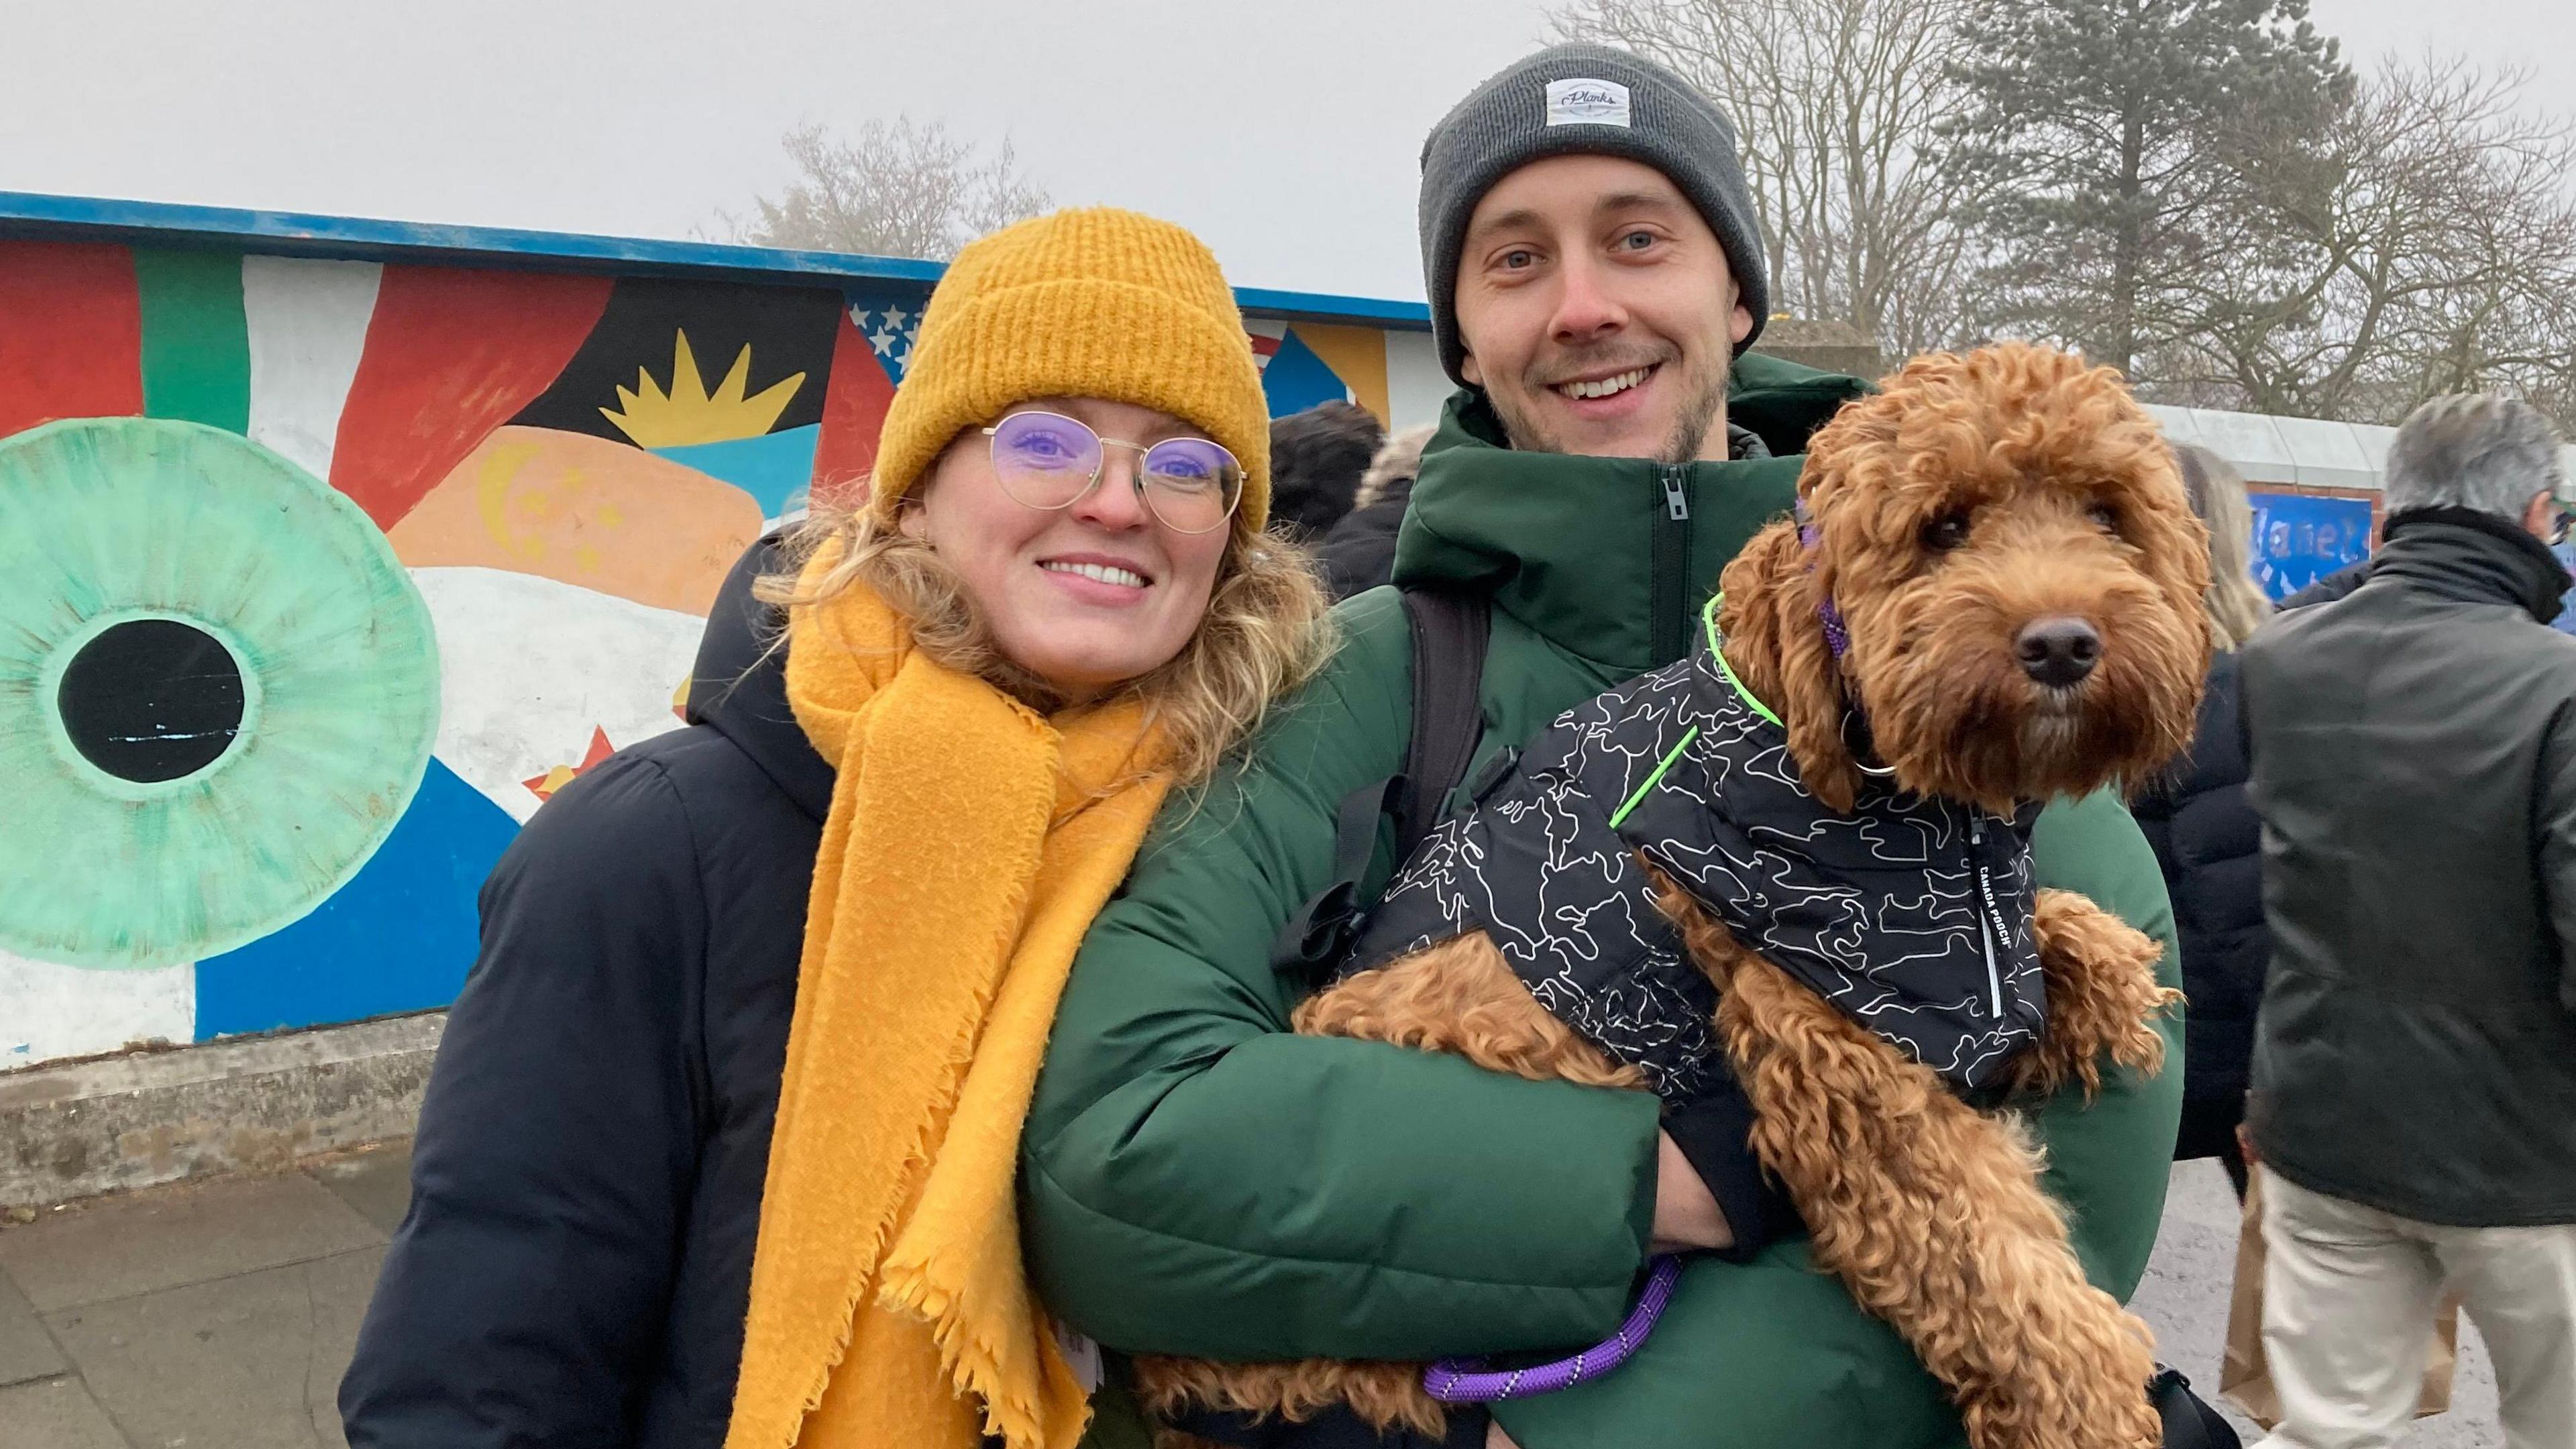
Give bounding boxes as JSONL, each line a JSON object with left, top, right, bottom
{"left": 1344, "top": 612, "right": 2049, "bottom": 1102}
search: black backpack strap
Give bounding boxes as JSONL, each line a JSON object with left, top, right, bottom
{"left": 1393, "top": 588, "right": 1491, "bottom": 860}
{"left": 2150, "top": 1365, "right": 2242, "bottom": 1449}
{"left": 1268, "top": 588, "right": 1491, "bottom": 980}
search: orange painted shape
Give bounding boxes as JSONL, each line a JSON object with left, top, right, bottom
{"left": 0, "top": 242, "right": 144, "bottom": 437}
{"left": 1291, "top": 324, "right": 1393, "bottom": 425}
{"left": 390, "top": 425, "right": 764, "bottom": 616}
{"left": 331, "top": 266, "right": 614, "bottom": 529}
{"left": 523, "top": 726, "right": 617, "bottom": 802}
{"left": 810, "top": 303, "right": 896, "bottom": 505}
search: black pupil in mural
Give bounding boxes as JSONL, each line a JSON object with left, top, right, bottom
{"left": 58, "top": 620, "right": 246, "bottom": 783}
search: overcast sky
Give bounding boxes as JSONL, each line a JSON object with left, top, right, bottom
{"left": 3, "top": 0, "right": 2569, "bottom": 303}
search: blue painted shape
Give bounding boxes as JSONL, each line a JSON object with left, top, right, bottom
{"left": 843, "top": 285, "right": 925, "bottom": 386}
{"left": 193, "top": 758, "right": 520, "bottom": 1038}
{"left": 651, "top": 425, "right": 820, "bottom": 518}
{"left": 2247, "top": 492, "right": 2376, "bottom": 601}
{"left": 0, "top": 191, "right": 1434, "bottom": 329}
{"left": 1260, "top": 329, "right": 1352, "bottom": 419}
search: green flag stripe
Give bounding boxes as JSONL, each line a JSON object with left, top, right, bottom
{"left": 132, "top": 250, "right": 250, "bottom": 433}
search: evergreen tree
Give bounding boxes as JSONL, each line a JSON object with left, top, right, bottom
{"left": 1939, "top": 0, "right": 2351, "bottom": 378}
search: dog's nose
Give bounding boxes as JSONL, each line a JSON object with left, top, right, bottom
{"left": 2016, "top": 617, "right": 2101, "bottom": 688}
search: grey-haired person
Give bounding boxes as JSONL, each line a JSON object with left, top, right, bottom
{"left": 2241, "top": 394, "right": 2576, "bottom": 1449}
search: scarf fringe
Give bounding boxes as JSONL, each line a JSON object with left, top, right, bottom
{"left": 878, "top": 1265, "right": 1085, "bottom": 1449}
{"left": 760, "top": 847, "right": 1048, "bottom": 1445}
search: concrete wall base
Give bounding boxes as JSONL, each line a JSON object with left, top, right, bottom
{"left": 0, "top": 1013, "right": 441, "bottom": 1209}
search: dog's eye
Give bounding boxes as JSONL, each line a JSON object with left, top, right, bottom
{"left": 1920, "top": 511, "right": 1972, "bottom": 552}
{"left": 2088, "top": 503, "right": 2122, "bottom": 535}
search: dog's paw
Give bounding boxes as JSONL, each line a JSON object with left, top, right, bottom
{"left": 2017, "top": 890, "right": 2178, "bottom": 1099}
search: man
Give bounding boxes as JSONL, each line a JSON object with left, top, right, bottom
{"left": 2241, "top": 395, "right": 2576, "bottom": 1449}
{"left": 1024, "top": 44, "right": 2184, "bottom": 1448}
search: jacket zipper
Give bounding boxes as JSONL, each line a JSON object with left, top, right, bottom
{"left": 1970, "top": 817, "right": 2004, "bottom": 1020}
{"left": 1650, "top": 465, "right": 1693, "bottom": 663}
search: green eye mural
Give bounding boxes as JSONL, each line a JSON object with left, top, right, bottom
{"left": 0, "top": 417, "right": 440, "bottom": 970}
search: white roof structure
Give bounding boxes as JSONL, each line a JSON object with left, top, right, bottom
{"left": 2152, "top": 403, "right": 2576, "bottom": 498}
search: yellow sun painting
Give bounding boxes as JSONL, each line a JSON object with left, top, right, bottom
{"left": 601, "top": 330, "right": 808, "bottom": 448}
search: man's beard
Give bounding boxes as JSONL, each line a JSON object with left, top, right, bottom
{"left": 1490, "top": 348, "right": 1731, "bottom": 464}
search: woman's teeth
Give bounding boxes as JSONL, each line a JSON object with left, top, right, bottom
{"left": 1043, "top": 561, "right": 1147, "bottom": 588}
{"left": 1558, "top": 368, "right": 1651, "bottom": 400}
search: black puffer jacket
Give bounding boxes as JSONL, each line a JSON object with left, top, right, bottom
{"left": 2131, "top": 649, "right": 2267, "bottom": 1112}
{"left": 2243, "top": 513, "right": 2576, "bottom": 1227}
{"left": 341, "top": 539, "right": 827, "bottom": 1448}
{"left": 2277, "top": 559, "right": 2369, "bottom": 612}
{"left": 1316, "top": 485, "right": 1409, "bottom": 601}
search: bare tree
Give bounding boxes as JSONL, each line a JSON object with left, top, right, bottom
{"left": 736, "top": 118, "right": 1052, "bottom": 261}
{"left": 1552, "top": 0, "right": 1986, "bottom": 354}
{"left": 2160, "top": 58, "right": 2576, "bottom": 425}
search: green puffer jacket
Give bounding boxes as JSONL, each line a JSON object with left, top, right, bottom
{"left": 1025, "top": 354, "right": 2185, "bottom": 1449}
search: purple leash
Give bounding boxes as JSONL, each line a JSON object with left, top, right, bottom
{"left": 1421, "top": 1255, "right": 1685, "bottom": 1403}
{"left": 1794, "top": 497, "right": 1852, "bottom": 661}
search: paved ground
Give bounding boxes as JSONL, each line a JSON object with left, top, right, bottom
{"left": 0, "top": 1150, "right": 2509, "bottom": 1447}
{"left": 0, "top": 1142, "right": 406, "bottom": 1449}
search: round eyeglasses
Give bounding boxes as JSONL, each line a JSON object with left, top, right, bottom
{"left": 981, "top": 411, "right": 1244, "bottom": 535}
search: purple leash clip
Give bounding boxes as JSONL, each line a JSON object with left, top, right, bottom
{"left": 1421, "top": 1255, "right": 1685, "bottom": 1403}
{"left": 1794, "top": 497, "right": 1852, "bottom": 661}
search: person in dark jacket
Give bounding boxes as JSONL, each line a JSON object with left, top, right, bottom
{"left": 2132, "top": 445, "right": 2272, "bottom": 1197}
{"left": 1316, "top": 423, "right": 1432, "bottom": 599}
{"left": 338, "top": 208, "right": 1331, "bottom": 1449}
{"left": 2239, "top": 394, "right": 2576, "bottom": 1449}
{"left": 1267, "top": 400, "right": 1385, "bottom": 541}
{"left": 2275, "top": 557, "right": 2367, "bottom": 612}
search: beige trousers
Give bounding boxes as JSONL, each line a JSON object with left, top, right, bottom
{"left": 2255, "top": 1171, "right": 2576, "bottom": 1449}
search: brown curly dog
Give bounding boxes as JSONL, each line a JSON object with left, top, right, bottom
{"left": 1136, "top": 343, "right": 2213, "bottom": 1449}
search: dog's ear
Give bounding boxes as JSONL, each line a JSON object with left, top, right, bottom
{"left": 1715, "top": 519, "right": 1863, "bottom": 813}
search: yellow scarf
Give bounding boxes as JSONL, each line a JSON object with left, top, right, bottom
{"left": 724, "top": 565, "right": 1170, "bottom": 1449}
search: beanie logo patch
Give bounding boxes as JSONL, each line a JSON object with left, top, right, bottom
{"left": 1545, "top": 78, "right": 1631, "bottom": 128}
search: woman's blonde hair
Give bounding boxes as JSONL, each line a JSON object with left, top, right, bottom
{"left": 757, "top": 478, "right": 1334, "bottom": 788}
{"left": 2174, "top": 443, "right": 2272, "bottom": 649}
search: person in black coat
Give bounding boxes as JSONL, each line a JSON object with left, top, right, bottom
{"left": 2131, "top": 445, "right": 2273, "bottom": 1197}
{"left": 1267, "top": 400, "right": 1383, "bottom": 543}
{"left": 339, "top": 208, "right": 1338, "bottom": 1448}
{"left": 1316, "top": 423, "right": 1432, "bottom": 601}
{"left": 339, "top": 539, "right": 824, "bottom": 1447}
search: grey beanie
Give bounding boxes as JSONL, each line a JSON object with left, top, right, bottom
{"left": 1419, "top": 42, "right": 1771, "bottom": 385}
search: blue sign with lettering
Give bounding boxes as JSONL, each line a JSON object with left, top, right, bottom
{"left": 2248, "top": 492, "right": 2373, "bottom": 601}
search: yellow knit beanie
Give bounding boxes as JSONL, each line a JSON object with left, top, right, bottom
{"left": 867, "top": 207, "right": 1273, "bottom": 534}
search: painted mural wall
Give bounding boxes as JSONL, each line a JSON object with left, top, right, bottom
{"left": 0, "top": 236, "right": 1433, "bottom": 1069}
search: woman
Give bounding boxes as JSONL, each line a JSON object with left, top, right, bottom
{"left": 2131, "top": 443, "right": 2272, "bottom": 1197}
{"left": 339, "top": 209, "right": 1330, "bottom": 1449}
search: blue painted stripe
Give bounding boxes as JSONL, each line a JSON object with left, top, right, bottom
{"left": 1232, "top": 284, "right": 1434, "bottom": 328}
{"left": 651, "top": 425, "right": 820, "bottom": 519}
{"left": 191, "top": 757, "right": 519, "bottom": 1039}
{"left": 0, "top": 191, "right": 1435, "bottom": 329}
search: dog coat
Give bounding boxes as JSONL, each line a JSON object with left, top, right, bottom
{"left": 1343, "top": 612, "right": 2050, "bottom": 1101}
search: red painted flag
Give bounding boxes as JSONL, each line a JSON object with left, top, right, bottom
{"left": 809, "top": 296, "right": 898, "bottom": 508}
{"left": 329, "top": 266, "right": 612, "bottom": 530}
{"left": 0, "top": 242, "right": 144, "bottom": 437}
